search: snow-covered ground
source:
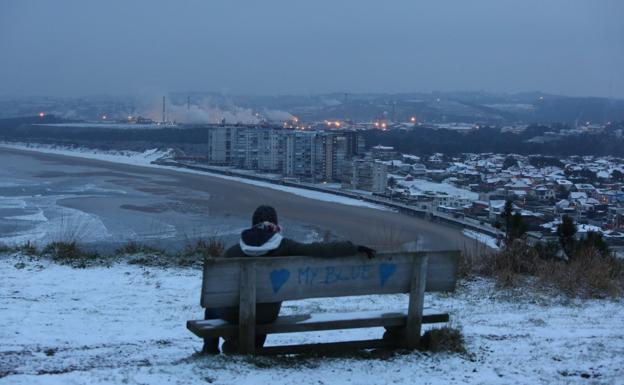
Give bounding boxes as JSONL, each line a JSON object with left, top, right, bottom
{"left": 0, "top": 142, "right": 175, "bottom": 167}
{"left": 463, "top": 230, "right": 501, "bottom": 250}
{"left": 1, "top": 256, "right": 622, "bottom": 385}
{"left": 0, "top": 143, "right": 387, "bottom": 211}
{"left": 391, "top": 174, "right": 479, "bottom": 201}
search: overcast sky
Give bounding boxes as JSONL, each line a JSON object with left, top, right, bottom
{"left": 1, "top": 0, "right": 623, "bottom": 98}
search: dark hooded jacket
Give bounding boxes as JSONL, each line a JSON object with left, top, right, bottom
{"left": 217, "top": 222, "right": 359, "bottom": 325}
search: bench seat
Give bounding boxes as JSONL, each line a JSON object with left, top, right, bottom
{"left": 187, "top": 308, "right": 449, "bottom": 339}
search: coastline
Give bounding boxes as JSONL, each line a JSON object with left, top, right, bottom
{"left": 0, "top": 143, "right": 487, "bottom": 251}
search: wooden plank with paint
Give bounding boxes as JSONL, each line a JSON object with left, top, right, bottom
{"left": 200, "top": 250, "right": 458, "bottom": 308}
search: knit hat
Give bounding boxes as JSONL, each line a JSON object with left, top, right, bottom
{"left": 252, "top": 205, "right": 278, "bottom": 226}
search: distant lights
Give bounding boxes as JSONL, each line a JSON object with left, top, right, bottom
{"left": 102, "top": 115, "right": 107, "bottom": 120}
{"left": 410, "top": 116, "right": 416, "bottom": 123}
{"left": 38, "top": 112, "right": 45, "bottom": 118}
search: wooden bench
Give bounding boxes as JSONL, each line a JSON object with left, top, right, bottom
{"left": 187, "top": 250, "right": 460, "bottom": 355}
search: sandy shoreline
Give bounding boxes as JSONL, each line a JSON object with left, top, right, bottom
{"left": 0, "top": 145, "right": 475, "bottom": 251}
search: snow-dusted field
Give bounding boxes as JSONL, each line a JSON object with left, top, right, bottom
{"left": 1, "top": 255, "right": 622, "bottom": 385}
{"left": 463, "top": 230, "right": 501, "bottom": 250}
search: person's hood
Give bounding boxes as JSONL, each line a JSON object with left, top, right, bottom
{"left": 239, "top": 222, "right": 283, "bottom": 257}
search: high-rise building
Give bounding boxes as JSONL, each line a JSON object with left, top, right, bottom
{"left": 284, "top": 130, "right": 317, "bottom": 178}
{"left": 342, "top": 159, "right": 388, "bottom": 193}
{"left": 207, "top": 126, "right": 237, "bottom": 164}
{"left": 205, "top": 126, "right": 365, "bottom": 183}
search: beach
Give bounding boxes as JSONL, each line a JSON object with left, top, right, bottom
{"left": 0, "top": 146, "right": 472, "bottom": 251}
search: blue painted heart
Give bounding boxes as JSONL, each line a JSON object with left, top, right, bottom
{"left": 270, "top": 269, "right": 291, "bottom": 293}
{"left": 379, "top": 263, "right": 397, "bottom": 287}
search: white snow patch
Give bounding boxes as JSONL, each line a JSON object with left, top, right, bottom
{"left": 0, "top": 257, "right": 622, "bottom": 384}
{"left": 5, "top": 210, "right": 47, "bottom": 222}
{"left": 0, "top": 197, "right": 27, "bottom": 210}
{"left": 0, "top": 142, "right": 174, "bottom": 167}
{"left": 463, "top": 229, "right": 500, "bottom": 250}
{"left": 394, "top": 176, "right": 478, "bottom": 201}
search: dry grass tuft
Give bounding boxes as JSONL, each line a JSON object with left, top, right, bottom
{"left": 420, "top": 327, "right": 466, "bottom": 354}
{"left": 538, "top": 248, "right": 624, "bottom": 298}
{"left": 16, "top": 241, "right": 38, "bottom": 256}
{"left": 42, "top": 241, "right": 100, "bottom": 268}
{"left": 183, "top": 238, "right": 224, "bottom": 258}
{"left": 0, "top": 243, "right": 13, "bottom": 254}
{"left": 461, "top": 240, "right": 624, "bottom": 298}
{"left": 115, "top": 242, "right": 164, "bottom": 256}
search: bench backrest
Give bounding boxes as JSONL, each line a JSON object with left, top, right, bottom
{"left": 200, "top": 250, "right": 459, "bottom": 308}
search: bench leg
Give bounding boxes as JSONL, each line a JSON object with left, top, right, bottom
{"left": 405, "top": 256, "right": 428, "bottom": 349}
{"left": 238, "top": 262, "right": 257, "bottom": 354}
{"left": 202, "top": 308, "right": 220, "bottom": 354}
{"left": 202, "top": 338, "right": 220, "bottom": 354}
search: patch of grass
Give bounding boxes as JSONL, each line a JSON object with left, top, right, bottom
{"left": 115, "top": 242, "right": 165, "bottom": 255}
{"left": 16, "top": 241, "right": 38, "bottom": 256}
{"left": 462, "top": 240, "right": 624, "bottom": 298}
{"left": 538, "top": 248, "right": 624, "bottom": 298}
{"left": 182, "top": 238, "right": 225, "bottom": 258}
{"left": 41, "top": 241, "right": 100, "bottom": 268}
{"left": 420, "top": 327, "right": 466, "bottom": 354}
{"left": 2, "top": 236, "right": 229, "bottom": 270}
{"left": 123, "top": 239, "right": 224, "bottom": 268}
{"left": 164, "top": 238, "right": 225, "bottom": 268}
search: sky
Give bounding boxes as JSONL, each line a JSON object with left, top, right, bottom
{"left": 1, "top": 0, "right": 623, "bottom": 98}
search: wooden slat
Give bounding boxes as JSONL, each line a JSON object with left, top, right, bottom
{"left": 200, "top": 250, "right": 459, "bottom": 308}
{"left": 186, "top": 309, "right": 449, "bottom": 338}
{"left": 258, "top": 339, "right": 394, "bottom": 355}
{"left": 238, "top": 262, "right": 256, "bottom": 354}
{"left": 406, "top": 256, "right": 428, "bottom": 349}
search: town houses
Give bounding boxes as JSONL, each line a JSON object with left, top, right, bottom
{"left": 375, "top": 151, "right": 624, "bottom": 248}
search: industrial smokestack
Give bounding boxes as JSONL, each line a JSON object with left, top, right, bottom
{"left": 162, "top": 96, "right": 166, "bottom": 123}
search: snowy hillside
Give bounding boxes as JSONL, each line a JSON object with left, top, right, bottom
{"left": 1, "top": 255, "right": 622, "bottom": 385}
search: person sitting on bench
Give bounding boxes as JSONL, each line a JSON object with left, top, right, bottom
{"left": 203, "top": 204, "right": 376, "bottom": 354}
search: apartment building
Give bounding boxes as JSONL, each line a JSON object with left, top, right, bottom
{"left": 342, "top": 158, "right": 388, "bottom": 193}
{"left": 206, "top": 125, "right": 237, "bottom": 164}
{"left": 206, "top": 125, "right": 367, "bottom": 185}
